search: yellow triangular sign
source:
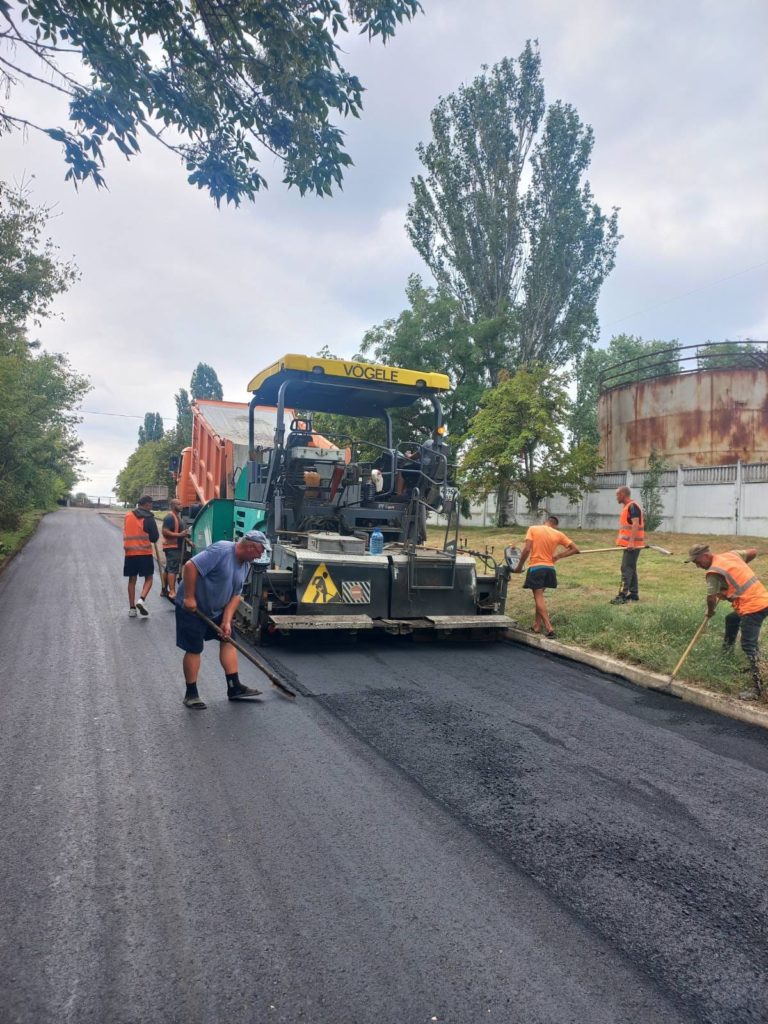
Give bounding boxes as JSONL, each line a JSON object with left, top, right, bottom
{"left": 300, "top": 562, "right": 342, "bottom": 604}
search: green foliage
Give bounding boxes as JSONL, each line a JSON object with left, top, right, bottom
{"left": 461, "top": 365, "right": 601, "bottom": 526}
{"left": 0, "top": 508, "right": 46, "bottom": 564}
{"left": 406, "top": 42, "right": 619, "bottom": 379}
{"left": 640, "top": 447, "right": 669, "bottom": 533}
{"left": 190, "top": 363, "right": 223, "bottom": 401}
{"left": 570, "top": 334, "right": 680, "bottom": 446}
{"left": 174, "top": 387, "right": 192, "bottom": 447}
{"left": 114, "top": 435, "right": 177, "bottom": 506}
{"left": 358, "top": 274, "right": 491, "bottom": 443}
{"left": 117, "top": 364, "right": 223, "bottom": 500}
{"left": 0, "top": 183, "right": 88, "bottom": 529}
{"left": 697, "top": 340, "right": 767, "bottom": 370}
{"left": 0, "top": 345, "right": 90, "bottom": 527}
{"left": 0, "top": 1, "right": 421, "bottom": 205}
{"left": 309, "top": 346, "right": 387, "bottom": 456}
{"left": 0, "top": 182, "right": 78, "bottom": 346}
{"left": 138, "top": 411, "right": 164, "bottom": 445}
{"left": 597, "top": 334, "right": 681, "bottom": 388}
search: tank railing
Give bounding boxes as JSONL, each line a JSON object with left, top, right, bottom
{"left": 599, "top": 340, "right": 768, "bottom": 392}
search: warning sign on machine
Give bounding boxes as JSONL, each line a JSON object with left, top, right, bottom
{"left": 300, "top": 563, "right": 342, "bottom": 604}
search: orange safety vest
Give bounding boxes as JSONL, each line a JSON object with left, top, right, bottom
{"left": 162, "top": 510, "right": 181, "bottom": 551}
{"left": 616, "top": 501, "right": 645, "bottom": 548}
{"left": 123, "top": 510, "right": 153, "bottom": 557}
{"left": 707, "top": 552, "right": 768, "bottom": 616}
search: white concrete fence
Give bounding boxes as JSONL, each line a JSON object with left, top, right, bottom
{"left": 454, "top": 461, "right": 768, "bottom": 537}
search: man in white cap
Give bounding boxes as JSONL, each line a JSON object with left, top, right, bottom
{"left": 686, "top": 542, "right": 768, "bottom": 700}
{"left": 175, "top": 530, "right": 269, "bottom": 709}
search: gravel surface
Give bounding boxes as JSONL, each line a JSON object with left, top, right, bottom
{"left": 1, "top": 510, "right": 765, "bottom": 1023}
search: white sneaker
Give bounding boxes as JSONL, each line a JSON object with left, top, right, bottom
{"left": 128, "top": 607, "right": 138, "bottom": 618}
{"left": 135, "top": 597, "right": 150, "bottom": 617}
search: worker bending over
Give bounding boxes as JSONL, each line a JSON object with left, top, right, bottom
{"left": 686, "top": 543, "right": 768, "bottom": 701}
{"left": 512, "top": 515, "right": 580, "bottom": 638}
{"left": 175, "top": 530, "right": 267, "bottom": 709}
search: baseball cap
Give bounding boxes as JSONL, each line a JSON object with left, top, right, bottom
{"left": 684, "top": 543, "right": 710, "bottom": 562}
{"left": 243, "top": 530, "right": 267, "bottom": 545}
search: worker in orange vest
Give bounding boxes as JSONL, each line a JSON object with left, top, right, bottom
{"left": 611, "top": 486, "right": 644, "bottom": 605}
{"left": 686, "top": 542, "right": 768, "bottom": 700}
{"left": 123, "top": 495, "right": 160, "bottom": 617}
{"left": 161, "top": 498, "right": 189, "bottom": 599}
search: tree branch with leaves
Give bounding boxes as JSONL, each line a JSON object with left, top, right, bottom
{"left": 0, "top": 0, "right": 422, "bottom": 205}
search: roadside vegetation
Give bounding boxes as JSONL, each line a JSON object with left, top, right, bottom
{"left": 0, "top": 508, "right": 48, "bottom": 568}
{"left": 0, "top": 183, "right": 89, "bottom": 533}
{"left": 431, "top": 526, "right": 766, "bottom": 698}
{"left": 113, "top": 362, "right": 224, "bottom": 506}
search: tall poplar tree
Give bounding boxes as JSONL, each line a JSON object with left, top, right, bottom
{"left": 406, "top": 42, "right": 620, "bottom": 382}
{"left": 190, "top": 363, "right": 223, "bottom": 401}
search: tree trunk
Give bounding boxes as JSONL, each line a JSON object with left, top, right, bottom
{"left": 495, "top": 478, "right": 511, "bottom": 527}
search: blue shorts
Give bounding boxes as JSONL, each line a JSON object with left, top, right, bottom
{"left": 175, "top": 606, "right": 223, "bottom": 654}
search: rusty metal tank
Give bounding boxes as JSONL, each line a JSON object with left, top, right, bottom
{"left": 598, "top": 354, "right": 768, "bottom": 471}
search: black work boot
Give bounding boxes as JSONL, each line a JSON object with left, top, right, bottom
{"left": 610, "top": 593, "right": 629, "bottom": 605}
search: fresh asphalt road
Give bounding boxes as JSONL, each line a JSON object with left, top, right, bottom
{"left": 0, "top": 511, "right": 766, "bottom": 1024}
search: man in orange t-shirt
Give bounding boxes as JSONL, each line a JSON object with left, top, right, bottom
{"left": 512, "top": 515, "right": 580, "bottom": 637}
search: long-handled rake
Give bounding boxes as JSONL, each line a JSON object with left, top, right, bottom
{"left": 503, "top": 543, "right": 673, "bottom": 570}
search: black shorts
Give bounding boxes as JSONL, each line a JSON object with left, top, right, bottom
{"left": 523, "top": 567, "right": 557, "bottom": 590}
{"left": 175, "top": 606, "right": 223, "bottom": 654}
{"left": 123, "top": 555, "right": 154, "bottom": 578}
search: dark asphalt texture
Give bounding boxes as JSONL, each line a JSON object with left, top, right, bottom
{"left": 0, "top": 511, "right": 766, "bottom": 1024}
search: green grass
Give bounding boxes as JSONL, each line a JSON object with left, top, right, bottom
{"left": 0, "top": 509, "right": 49, "bottom": 568}
{"left": 429, "top": 525, "right": 766, "bottom": 698}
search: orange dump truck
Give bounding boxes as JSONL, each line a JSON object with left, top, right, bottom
{"left": 175, "top": 400, "right": 280, "bottom": 505}
{"left": 175, "top": 399, "right": 338, "bottom": 506}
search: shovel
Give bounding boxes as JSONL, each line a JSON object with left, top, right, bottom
{"left": 164, "top": 595, "right": 296, "bottom": 699}
{"left": 578, "top": 545, "right": 673, "bottom": 556}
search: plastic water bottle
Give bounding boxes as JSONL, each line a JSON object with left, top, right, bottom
{"left": 369, "top": 527, "right": 384, "bottom": 555}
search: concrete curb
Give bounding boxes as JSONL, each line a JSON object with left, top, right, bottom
{"left": 505, "top": 626, "right": 768, "bottom": 732}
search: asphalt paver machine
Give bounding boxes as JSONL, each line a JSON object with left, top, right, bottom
{"left": 186, "top": 353, "right": 512, "bottom": 640}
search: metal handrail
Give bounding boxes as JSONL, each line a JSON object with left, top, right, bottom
{"left": 599, "top": 340, "right": 768, "bottom": 392}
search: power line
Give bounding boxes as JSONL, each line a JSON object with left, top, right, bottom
{"left": 604, "top": 258, "right": 768, "bottom": 328}
{"left": 81, "top": 409, "right": 177, "bottom": 420}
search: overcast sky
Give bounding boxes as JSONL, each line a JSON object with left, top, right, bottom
{"left": 2, "top": 0, "right": 767, "bottom": 496}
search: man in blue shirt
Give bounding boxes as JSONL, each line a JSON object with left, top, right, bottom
{"left": 175, "top": 530, "right": 267, "bottom": 709}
